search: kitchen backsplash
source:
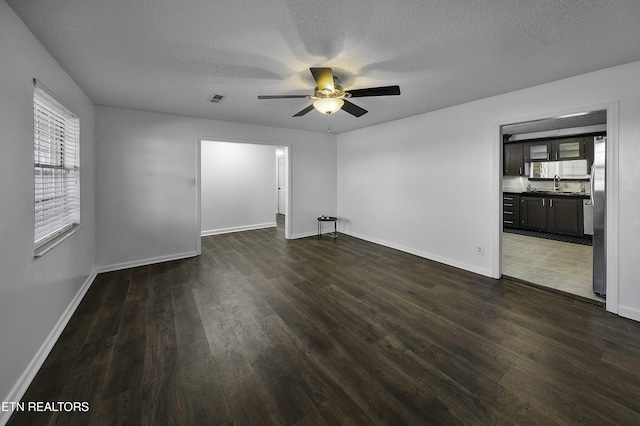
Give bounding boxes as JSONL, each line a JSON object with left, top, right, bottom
{"left": 502, "top": 176, "right": 589, "bottom": 194}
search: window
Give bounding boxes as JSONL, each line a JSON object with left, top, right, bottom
{"left": 33, "top": 81, "right": 80, "bottom": 252}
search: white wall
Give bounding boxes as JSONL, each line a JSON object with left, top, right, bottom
{"left": 338, "top": 60, "right": 640, "bottom": 322}
{"left": 95, "top": 106, "right": 337, "bottom": 268}
{"left": 201, "top": 141, "right": 277, "bottom": 235}
{"left": 337, "top": 100, "right": 498, "bottom": 276}
{"left": 0, "top": 0, "right": 96, "bottom": 414}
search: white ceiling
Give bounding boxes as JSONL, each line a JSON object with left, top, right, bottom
{"left": 7, "top": 0, "right": 640, "bottom": 134}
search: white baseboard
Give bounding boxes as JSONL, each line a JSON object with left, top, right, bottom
{"left": 96, "top": 251, "right": 199, "bottom": 274}
{"left": 0, "top": 269, "right": 98, "bottom": 426}
{"left": 341, "top": 230, "right": 493, "bottom": 278}
{"left": 290, "top": 230, "right": 319, "bottom": 239}
{"left": 201, "top": 222, "right": 277, "bottom": 237}
{"left": 618, "top": 305, "right": 640, "bottom": 323}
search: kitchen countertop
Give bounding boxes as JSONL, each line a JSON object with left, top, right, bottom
{"left": 504, "top": 191, "right": 589, "bottom": 199}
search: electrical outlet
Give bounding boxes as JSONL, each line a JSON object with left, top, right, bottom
{"left": 188, "top": 178, "right": 196, "bottom": 186}
{"left": 476, "top": 245, "right": 485, "bottom": 255}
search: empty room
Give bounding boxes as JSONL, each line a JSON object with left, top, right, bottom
{"left": 2, "top": 1, "right": 640, "bottom": 424}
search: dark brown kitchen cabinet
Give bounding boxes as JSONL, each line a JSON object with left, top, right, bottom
{"left": 503, "top": 194, "right": 520, "bottom": 228}
{"left": 520, "top": 195, "right": 584, "bottom": 236}
{"left": 552, "top": 137, "right": 587, "bottom": 161}
{"left": 520, "top": 136, "right": 596, "bottom": 164}
{"left": 586, "top": 137, "right": 595, "bottom": 174}
{"left": 520, "top": 197, "right": 547, "bottom": 230}
{"left": 504, "top": 143, "right": 524, "bottom": 176}
{"left": 523, "top": 141, "right": 551, "bottom": 162}
{"left": 547, "top": 197, "right": 583, "bottom": 235}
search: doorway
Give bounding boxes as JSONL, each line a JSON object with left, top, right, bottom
{"left": 276, "top": 147, "right": 287, "bottom": 215}
{"left": 500, "top": 110, "right": 607, "bottom": 303}
{"left": 276, "top": 147, "right": 287, "bottom": 233}
{"left": 197, "top": 140, "right": 291, "bottom": 251}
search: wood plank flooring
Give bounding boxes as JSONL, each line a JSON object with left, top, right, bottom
{"left": 9, "top": 220, "right": 640, "bottom": 425}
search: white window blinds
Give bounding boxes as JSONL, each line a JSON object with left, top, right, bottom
{"left": 34, "top": 82, "right": 80, "bottom": 248}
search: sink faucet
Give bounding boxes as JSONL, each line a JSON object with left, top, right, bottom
{"left": 553, "top": 174, "right": 560, "bottom": 191}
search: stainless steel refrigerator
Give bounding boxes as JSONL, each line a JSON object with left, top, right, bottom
{"left": 590, "top": 136, "right": 606, "bottom": 296}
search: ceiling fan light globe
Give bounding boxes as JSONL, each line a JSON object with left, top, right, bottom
{"left": 313, "top": 98, "right": 344, "bottom": 115}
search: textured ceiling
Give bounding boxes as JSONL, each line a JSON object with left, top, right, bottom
{"left": 7, "top": 0, "right": 640, "bottom": 134}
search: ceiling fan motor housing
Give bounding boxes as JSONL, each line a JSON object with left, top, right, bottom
{"left": 312, "top": 84, "right": 350, "bottom": 100}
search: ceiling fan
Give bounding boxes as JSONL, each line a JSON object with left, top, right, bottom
{"left": 258, "top": 67, "right": 400, "bottom": 117}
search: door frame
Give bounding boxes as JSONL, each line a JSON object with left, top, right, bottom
{"left": 494, "top": 101, "right": 619, "bottom": 314}
{"left": 277, "top": 153, "right": 287, "bottom": 215}
{"left": 196, "top": 138, "right": 292, "bottom": 255}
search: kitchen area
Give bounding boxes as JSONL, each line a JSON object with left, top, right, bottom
{"left": 501, "top": 111, "right": 606, "bottom": 303}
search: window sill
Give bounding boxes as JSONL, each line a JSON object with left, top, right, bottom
{"left": 34, "top": 225, "right": 82, "bottom": 258}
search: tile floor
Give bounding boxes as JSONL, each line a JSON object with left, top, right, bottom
{"left": 502, "top": 232, "right": 604, "bottom": 303}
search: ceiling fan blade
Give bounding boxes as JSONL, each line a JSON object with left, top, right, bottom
{"left": 347, "top": 85, "right": 401, "bottom": 97}
{"left": 258, "top": 95, "right": 309, "bottom": 99}
{"left": 293, "top": 104, "right": 315, "bottom": 117}
{"left": 341, "top": 100, "right": 368, "bottom": 117}
{"left": 310, "top": 67, "right": 335, "bottom": 92}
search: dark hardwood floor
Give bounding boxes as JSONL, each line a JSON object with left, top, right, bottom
{"left": 9, "top": 217, "right": 640, "bottom": 425}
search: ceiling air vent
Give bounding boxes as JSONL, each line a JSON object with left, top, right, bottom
{"left": 208, "top": 93, "right": 226, "bottom": 104}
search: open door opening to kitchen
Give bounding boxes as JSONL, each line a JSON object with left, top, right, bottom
{"left": 499, "top": 110, "right": 607, "bottom": 304}
{"left": 198, "top": 140, "right": 291, "bottom": 243}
